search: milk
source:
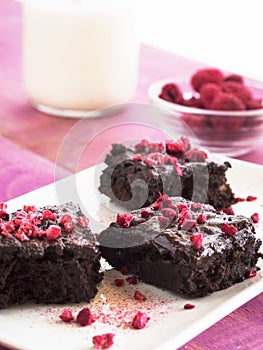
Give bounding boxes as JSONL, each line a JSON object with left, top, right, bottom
{"left": 22, "top": 0, "right": 140, "bottom": 116}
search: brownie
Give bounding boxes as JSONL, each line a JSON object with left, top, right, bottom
{"left": 0, "top": 202, "right": 102, "bottom": 308}
{"left": 98, "top": 195, "right": 262, "bottom": 297}
{"left": 99, "top": 137, "right": 235, "bottom": 210}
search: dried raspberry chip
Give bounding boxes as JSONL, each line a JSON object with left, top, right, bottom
{"left": 247, "top": 269, "right": 257, "bottom": 278}
{"left": 59, "top": 309, "right": 74, "bottom": 322}
{"left": 221, "top": 223, "right": 237, "bottom": 236}
{"left": 190, "top": 232, "right": 203, "bottom": 249}
{"left": 141, "top": 209, "right": 152, "bottom": 218}
{"left": 117, "top": 213, "right": 133, "bottom": 228}
{"left": 0, "top": 203, "right": 7, "bottom": 211}
{"left": 126, "top": 276, "right": 138, "bottom": 285}
{"left": 247, "top": 195, "right": 257, "bottom": 201}
{"left": 199, "top": 83, "right": 222, "bottom": 108}
{"left": 15, "top": 230, "right": 30, "bottom": 242}
{"left": 134, "top": 291, "right": 147, "bottom": 301}
{"left": 181, "top": 219, "right": 197, "bottom": 232}
{"left": 222, "top": 207, "right": 235, "bottom": 215}
{"left": 23, "top": 205, "right": 37, "bottom": 214}
{"left": 161, "top": 208, "right": 177, "bottom": 220}
{"left": 165, "top": 137, "right": 191, "bottom": 157}
{"left": 76, "top": 216, "right": 89, "bottom": 228}
{"left": 147, "top": 141, "right": 165, "bottom": 153}
{"left": 159, "top": 83, "right": 183, "bottom": 104}
{"left": 185, "top": 148, "right": 208, "bottom": 162}
{"left": 92, "top": 333, "right": 115, "bottom": 350}
{"left": 197, "top": 213, "right": 206, "bottom": 224}
{"left": 131, "top": 311, "right": 150, "bottom": 329}
{"left": 45, "top": 225, "right": 61, "bottom": 240}
{"left": 191, "top": 68, "right": 224, "bottom": 92}
{"left": 184, "top": 303, "right": 195, "bottom": 310}
{"left": 251, "top": 213, "right": 259, "bottom": 223}
{"left": 158, "top": 215, "right": 169, "bottom": 228}
{"left": 120, "top": 266, "right": 129, "bottom": 275}
{"left": 76, "top": 307, "right": 95, "bottom": 326}
{"left": 114, "top": 279, "right": 125, "bottom": 287}
{"left": 0, "top": 211, "right": 9, "bottom": 221}
{"left": 42, "top": 209, "right": 58, "bottom": 221}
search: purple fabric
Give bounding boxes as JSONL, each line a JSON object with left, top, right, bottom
{"left": 0, "top": 136, "right": 71, "bottom": 202}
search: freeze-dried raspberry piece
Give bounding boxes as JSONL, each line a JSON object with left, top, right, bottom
{"left": 185, "top": 148, "right": 208, "bottom": 162}
{"left": 131, "top": 311, "right": 150, "bottom": 329}
{"left": 126, "top": 276, "right": 138, "bottom": 285}
{"left": 197, "top": 213, "right": 206, "bottom": 224}
{"left": 114, "top": 279, "right": 125, "bottom": 287}
{"left": 165, "top": 137, "right": 191, "bottom": 157}
{"left": 222, "top": 207, "right": 235, "bottom": 215}
{"left": 161, "top": 207, "right": 177, "bottom": 220}
{"left": 45, "top": 225, "right": 61, "bottom": 240}
{"left": 117, "top": 213, "right": 133, "bottom": 228}
{"left": 141, "top": 209, "right": 152, "bottom": 218}
{"left": 59, "top": 309, "right": 74, "bottom": 322}
{"left": 76, "top": 307, "right": 95, "bottom": 326}
{"left": 247, "top": 195, "right": 257, "bottom": 201}
{"left": 210, "top": 92, "right": 246, "bottom": 111}
{"left": 224, "top": 74, "right": 244, "bottom": 84}
{"left": 184, "top": 303, "right": 195, "bottom": 310}
{"left": 191, "top": 68, "right": 224, "bottom": 92}
{"left": 221, "top": 223, "right": 237, "bottom": 236}
{"left": 134, "top": 290, "right": 147, "bottom": 301}
{"left": 251, "top": 213, "right": 259, "bottom": 223}
{"left": 190, "top": 232, "right": 203, "bottom": 249}
{"left": 199, "top": 83, "right": 222, "bottom": 108}
{"left": 158, "top": 216, "right": 169, "bottom": 228}
{"left": 92, "top": 333, "right": 115, "bottom": 350}
{"left": 159, "top": 83, "right": 183, "bottom": 104}
{"left": 181, "top": 113, "right": 207, "bottom": 129}
{"left": 221, "top": 81, "right": 252, "bottom": 104}
{"left": 42, "top": 209, "right": 58, "bottom": 221}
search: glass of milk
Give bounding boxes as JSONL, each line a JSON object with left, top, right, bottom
{"left": 22, "top": 0, "right": 140, "bottom": 118}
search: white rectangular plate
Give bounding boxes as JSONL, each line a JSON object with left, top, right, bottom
{"left": 0, "top": 157, "right": 263, "bottom": 350}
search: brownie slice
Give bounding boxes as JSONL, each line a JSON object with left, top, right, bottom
{"left": 98, "top": 195, "right": 262, "bottom": 297}
{"left": 0, "top": 202, "right": 102, "bottom": 308}
{"left": 99, "top": 137, "right": 235, "bottom": 210}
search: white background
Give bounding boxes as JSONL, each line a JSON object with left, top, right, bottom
{"left": 138, "top": 0, "right": 263, "bottom": 81}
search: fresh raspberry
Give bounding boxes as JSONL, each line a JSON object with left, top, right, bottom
{"left": 221, "top": 81, "right": 252, "bottom": 104}
{"left": 199, "top": 83, "right": 222, "bottom": 108}
{"left": 191, "top": 68, "right": 224, "bottom": 92}
{"left": 246, "top": 98, "right": 262, "bottom": 110}
{"left": 224, "top": 74, "right": 244, "bottom": 84}
{"left": 210, "top": 92, "right": 246, "bottom": 111}
{"left": 159, "top": 83, "right": 183, "bottom": 104}
{"left": 183, "top": 96, "right": 204, "bottom": 108}
{"left": 181, "top": 113, "right": 207, "bottom": 129}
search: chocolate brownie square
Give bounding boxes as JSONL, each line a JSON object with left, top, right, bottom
{"left": 0, "top": 202, "right": 102, "bottom": 308}
{"left": 98, "top": 195, "right": 261, "bottom": 297}
{"left": 99, "top": 137, "right": 235, "bottom": 210}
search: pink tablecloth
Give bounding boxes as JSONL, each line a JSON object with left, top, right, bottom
{"left": 1, "top": 1, "right": 263, "bottom": 350}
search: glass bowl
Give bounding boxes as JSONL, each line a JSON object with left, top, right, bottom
{"left": 148, "top": 78, "right": 263, "bottom": 157}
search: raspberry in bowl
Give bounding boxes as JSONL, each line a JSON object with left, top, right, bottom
{"left": 148, "top": 68, "right": 263, "bottom": 156}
